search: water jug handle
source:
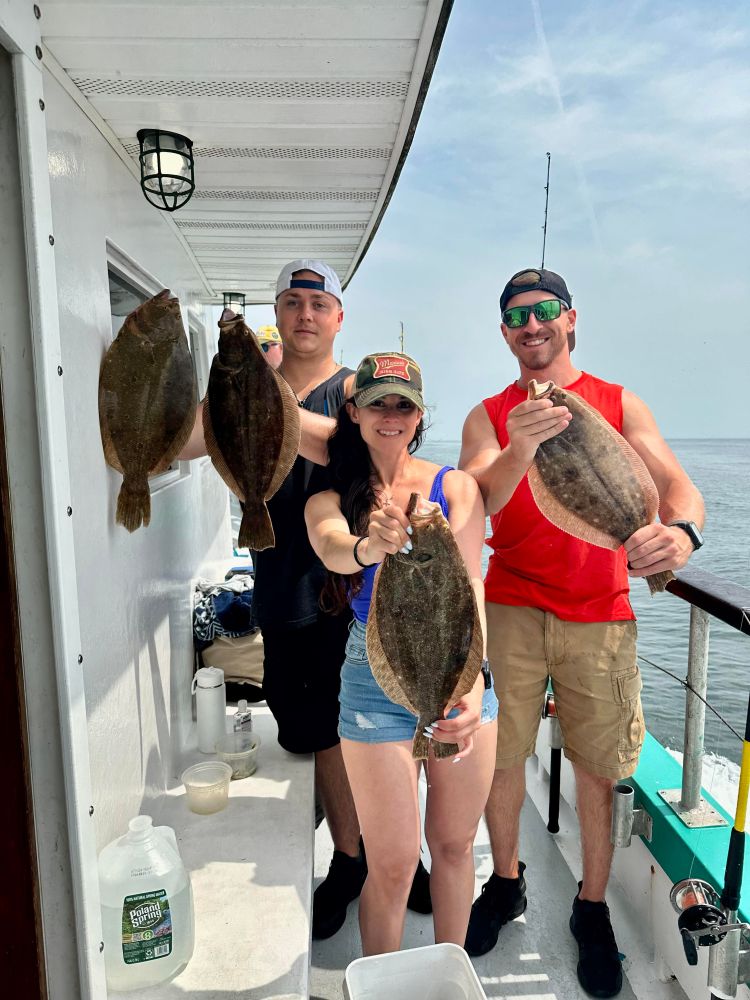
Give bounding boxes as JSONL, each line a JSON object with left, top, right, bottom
{"left": 155, "top": 825, "right": 180, "bottom": 858}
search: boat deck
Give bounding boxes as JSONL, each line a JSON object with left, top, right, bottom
{"left": 311, "top": 775, "right": 687, "bottom": 1000}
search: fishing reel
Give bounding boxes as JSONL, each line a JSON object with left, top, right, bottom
{"left": 670, "top": 880, "right": 728, "bottom": 965}
{"left": 670, "top": 879, "right": 750, "bottom": 998}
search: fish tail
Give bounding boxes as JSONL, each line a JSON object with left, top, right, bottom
{"left": 432, "top": 740, "right": 459, "bottom": 760}
{"left": 116, "top": 476, "right": 150, "bottom": 532}
{"left": 646, "top": 569, "right": 675, "bottom": 595}
{"left": 411, "top": 730, "right": 431, "bottom": 760}
{"left": 239, "top": 501, "right": 275, "bottom": 551}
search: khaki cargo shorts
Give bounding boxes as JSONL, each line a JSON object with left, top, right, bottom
{"left": 487, "top": 603, "right": 644, "bottom": 779}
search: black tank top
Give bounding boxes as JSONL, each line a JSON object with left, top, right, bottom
{"left": 252, "top": 367, "right": 353, "bottom": 629}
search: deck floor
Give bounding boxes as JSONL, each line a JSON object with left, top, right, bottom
{"left": 311, "top": 785, "right": 659, "bottom": 1000}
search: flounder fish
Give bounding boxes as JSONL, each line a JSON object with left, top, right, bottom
{"left": 366, "top": 492, "right": 483, "bottom": 759}
{"left": 99, "top": 289, "right": 197, "bottom": 532}
{"left": 203, "top": 311, "right": 300, "bottom": 550}
{"left": 527, "top": 379, "right": 674, "bottom": 594}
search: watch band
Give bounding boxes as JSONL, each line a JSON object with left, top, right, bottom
{"left": 481, "top": 658, "right": 492, "bottom": 689}
{"left": 668, "top": 520, "right": 704, "bottom": 551}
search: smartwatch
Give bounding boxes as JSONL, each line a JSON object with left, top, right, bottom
{"left": 668, "top": 520, "right": 704, "bottom": 551}
{"left": 480, "top": 658, "right": 492, "bottom": 689}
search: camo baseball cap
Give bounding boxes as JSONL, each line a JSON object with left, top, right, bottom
{"left": 255, "top": 325, "right": 282, "bottom": 346}
{"left": 499, "top": 267, "right": 572, "bottom": 311}
{"left": 353, "top": 353, "right": 425, "bottom": 409}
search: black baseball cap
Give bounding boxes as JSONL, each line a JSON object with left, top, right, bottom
{"left": 499, "top": 268, "right": 572, "bottom": 312}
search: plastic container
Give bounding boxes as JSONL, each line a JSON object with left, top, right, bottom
{"left": 232, "top": 698, "right": 253, "bottom": 733}
{"left": 98, "top": 815, "right": 194, "bottom": 992}
{"left": 216, "top": 731, "right": 260, "bottom": 779}
{"left": 191, "top": 665, "right": 226, "bottom": 753}
{"left": 343, "top": 943, "right": 487, "bottom": 1000}
{"left": 181, "top": 760, "right": 232, "bottom": 814}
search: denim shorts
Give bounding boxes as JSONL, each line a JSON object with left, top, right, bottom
{"left": 339, "top": 619, "right": 499, "bottom": 744}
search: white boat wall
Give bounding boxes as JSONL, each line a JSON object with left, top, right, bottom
{"left": 0, "top": 1, "right": 455, "bottom": 997}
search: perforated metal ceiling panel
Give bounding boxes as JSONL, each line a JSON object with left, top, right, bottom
{"left": 40, "top": 0, "right": 454, "bottom": 303}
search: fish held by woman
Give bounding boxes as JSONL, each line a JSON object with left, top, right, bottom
{"left": 98, "top": 289, "right": 197, "bottom": 532}
{"left": 203, "top": 311, "right": 300, "bottom": 550}
{"left": 527, "top": 379, "right": 674, "bottom": 594}
{"left": 366, "top": 492, "right": 484, "bottom": 759}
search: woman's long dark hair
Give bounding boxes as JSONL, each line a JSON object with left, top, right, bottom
{"left": 320, "top": 399, "right": 427, "bottom": 614}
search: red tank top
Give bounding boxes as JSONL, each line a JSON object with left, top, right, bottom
{"left": 483, "top": 372, "right": 634, "bottom": 622}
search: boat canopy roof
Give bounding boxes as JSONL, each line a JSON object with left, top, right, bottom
{"left": 40, "top": 0, "right": 453, "bottom": 303}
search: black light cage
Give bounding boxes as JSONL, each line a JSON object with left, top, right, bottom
{"left": 222, "top": 292, "right": 246, "bottom": 315}
{"left": 137, "top": 129, "right": 195, "bottom": 212}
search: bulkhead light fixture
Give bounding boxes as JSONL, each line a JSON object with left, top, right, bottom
{"left": 137, "top": 129, "right": 195, "bottom": 212}
{"left": 223, "top": 292, "right": 246, "bottom": 315}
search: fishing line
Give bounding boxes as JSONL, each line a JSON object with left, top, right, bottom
{"left": 637, "top": 653, "right": 742, "bottom": 743}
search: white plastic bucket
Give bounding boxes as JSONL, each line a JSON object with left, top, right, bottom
{"left": 343, "top": 943, "right": 487, "bottom": 1000}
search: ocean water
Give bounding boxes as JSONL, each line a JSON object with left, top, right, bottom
{"left": 420, "top": 438, "right": 750, "bottom": 767}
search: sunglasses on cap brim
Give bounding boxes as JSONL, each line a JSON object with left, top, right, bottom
{"left": 502, "top": 298, "right": 566, "bottom": 329}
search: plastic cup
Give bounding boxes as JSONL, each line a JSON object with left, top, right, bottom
{"left": 181, "top": 760, "right": 232, "bottom": 814}
{"left": 215, "top": 731, "right": 261, "bottom": 780}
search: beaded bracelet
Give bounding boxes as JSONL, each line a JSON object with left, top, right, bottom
{"left": 352, "top": 535, "right": 373, "bottom": 568}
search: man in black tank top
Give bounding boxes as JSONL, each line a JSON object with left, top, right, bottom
{"left": 179, "top": 260, "right": 431, "bottom": 938}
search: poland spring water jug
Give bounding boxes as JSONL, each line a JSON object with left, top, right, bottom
{"left": 98, "top": 815, "right": 194, "bottom": 991}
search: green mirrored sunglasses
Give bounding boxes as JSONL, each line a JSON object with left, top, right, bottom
{"left": 502, "top": 298, "right": 565, "bottom": 329}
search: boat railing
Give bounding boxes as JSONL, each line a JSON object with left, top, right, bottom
{"left": 664, "top": 566, "right": 750, "bottom": 815}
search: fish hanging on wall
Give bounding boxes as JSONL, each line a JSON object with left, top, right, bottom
{"left": 203, "top": 310, "right": 300, "bottom": 550}
{"left": 527, "top": 379, "right": 673, "bottom": 594}
{"left": 367, "top": 493, "right": 484, "bottom": 759}
{"left": 98, "top": 289, "right": 197, "bottom": 532}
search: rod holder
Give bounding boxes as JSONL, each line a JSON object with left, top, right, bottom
{"left": 611, "top": 784, "right": 652, "bottom": 847}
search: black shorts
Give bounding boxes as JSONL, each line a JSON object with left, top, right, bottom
{"left": 261, "top": 610, "right": 351, "bottom": 754}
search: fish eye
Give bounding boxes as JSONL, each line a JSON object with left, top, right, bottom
{"left": 414, "top": 552, "right": 432, "bottom": 564}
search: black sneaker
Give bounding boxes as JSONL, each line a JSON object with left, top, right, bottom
{"left": 407, "top": 858, "right": 432, "bottom": 914}
{"left": 312, "top": 846, "right": 367, "bottom": 940}
{"left": 569, "top": 890, "right": 623, "bottom": 998}
{"left": 464, "top": 862, "right": 527, "bottom": 956}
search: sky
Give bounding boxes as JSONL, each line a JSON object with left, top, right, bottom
{"left": 244, "top": 0, "right": 750, "bottom": 440}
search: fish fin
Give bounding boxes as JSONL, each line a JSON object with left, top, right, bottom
{"left": 266, "top": 369, "right": 301, "bottom": 500}
{"left": 646, "top": 569, "right": 675, "bottom": 594}
{"left": 116, "top": 476, "right": 150, "bottom": 532}
{"left": 238, "top": 501, "right": 275, "bottom": 551}
{"left": 149, "top": 370, "right": 198, "bottom": 475}
{"left": 366, "top": 568, "right": 420, "bottom": 715}
{"left": 565, "top": 390, "right": 660, "bottom": 521}
{"left": 445, "top": 600, "right": 485, "bottom": 707}
{"left": 528, "top": 462, "right": 620, "bottom": 550}
{"left": 203, "top": 395, "right": 246, "bottom": 501}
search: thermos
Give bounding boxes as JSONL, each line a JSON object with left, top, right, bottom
{"left": 191, "top": 666, "right": 226, "bottom": 752}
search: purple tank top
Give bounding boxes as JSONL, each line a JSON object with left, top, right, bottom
{"left": 350, "top": 466, "right": 453, "bottom": 624}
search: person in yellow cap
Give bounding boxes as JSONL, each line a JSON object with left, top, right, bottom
{"left": 255, "top": 325, "right": 283, "bottom": 370}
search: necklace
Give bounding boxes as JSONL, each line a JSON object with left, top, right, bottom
{"left": 291, "top": 362, "right": 340, "bottom": 406}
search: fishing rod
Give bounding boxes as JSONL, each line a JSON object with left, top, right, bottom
{"left": 541, "top": 152, "right": 551, "bottom": 269}
{"left": 543, "top": 688, "right": 561, "bottom": 834}
{"left": 669, "top": 690, "right": 750, "bottom": 998}
{"left": 399, "top": 321, "right": 405, "bottom": 354}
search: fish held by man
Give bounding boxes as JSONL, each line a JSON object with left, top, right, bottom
{"left": 98, "top": 289, "right": 197, "bottom": 532}
{"left": 367, "top": 492, "right": 484, "bottom": 759}
{"left": 203, "top": 310, "right": 300, "bottom": 550}
{"left": 527, "top": 379, "right": 674, "bottom": 594}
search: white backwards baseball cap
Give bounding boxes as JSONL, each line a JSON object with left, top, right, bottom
{"left": 275, "top": 259, "right": 343, "bottom": 304}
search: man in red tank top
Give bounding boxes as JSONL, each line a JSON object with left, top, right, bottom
{"left": 459, "top": 267, "right": 704, "bottom": 997}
